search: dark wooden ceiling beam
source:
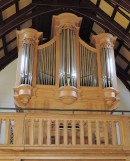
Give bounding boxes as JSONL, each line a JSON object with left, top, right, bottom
{"left": 116, "top": 64, "right": 130, "bottom": 91}
{"left": 118, "top": 53, "right": 130, "bottom": 65}
{"left": 6, "top": 37, "right": 17, "bottom": 46}
{"left": 15, "top": 1, "right": 19, "bottom": 13}
{"left": 126, "top": 22, "right": 130, "bottom": 33}
{"left": 2, "top": 37, "right": 8, "bottom": 55}
{"left": 1, "top": 3, "right": 36, "bottom": 26}
{"left": 111, "top": 5, "right": 118, "bottom": 20}
{"left": 1, "top": 2, "right": 129, "bottom": 48}
{"left": 0, "top": 11, "right": 3, "bottom": 26}
{"left": 79, "top": 18, "right": 94, "bottom": 43}
{"left": 0, "top": 0, "right": 14, "bottom": 10}
{"left": 0, "top": 4, "right": 37, "bottom": 37}
{"left": 110, "top": 0, "right": 130, "bottom": 14}
{"left": 105, "top": 0, "right": 130, "bottom": 20}
{"left": 0, "top": 7, "right": 62, "bottom": 37}
{"left": 71, "top": 8, "right": 130, "bottom": 47}
{"left": 0, "top": 0, "right": 19, "bottom": 10}
{"left": 31, "top": 1, "right": 99, "bottom": 10}
{"left": 115, "top": 40, "right": 122, "bottom": 57}
{"left": 96, "top": 0, "right": 101, "bottom": 7}
{"left": 125, "top": 65, "right": 130, "bottom": 73}
{"left": 0, "top": 47, "right": 18, "bottom": 71}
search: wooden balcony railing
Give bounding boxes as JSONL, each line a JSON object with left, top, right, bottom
{"left": 0, "top": 113, "right": 130, "bottom": 149}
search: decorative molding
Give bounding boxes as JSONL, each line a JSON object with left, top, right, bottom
{"left": 92, "top": 33, "right": 117, "bottom": 48}
{"left": 17, "top": 28, "right": 43, "bottom": 47}
{"left": 104, "top": 87, "right": 120, "bottom": 109}
{"left": 59, "top": 86, "right": 78, "bottom": 104}
{"left": 14, "top": 84, "right": 32, "bottom": 106}
{"left": 51, "top": 13, "right": 82, "bottom": 37}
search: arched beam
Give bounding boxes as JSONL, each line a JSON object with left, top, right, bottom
{"left": 0, "top": 6, "right": 62, "bottom": 37}
{"left": 0, "top": 3, "right": 129, "bottom": 47}
{"left": 70, "top": 9, "right": 130, "bottom": 48}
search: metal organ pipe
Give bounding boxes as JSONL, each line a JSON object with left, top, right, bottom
{"left": 79, "top": 40, "right": 98, "bottom": 87}
{"left": 92, "top": 33, "right": 117, "bottom": 89}
{"left": 101, "top": 48, "right": 113, "bottom": 88}
{"left": 59, "top": 28, "right": 77, "bottom": 87}
{"left": 17, "top": 28, "right": 42, "bottom": 86}
{"left": 20, "top": 42, "right": 34, "bottom": 85}
{"left": 37, "top": 40, "right": 56, "bottom": 85}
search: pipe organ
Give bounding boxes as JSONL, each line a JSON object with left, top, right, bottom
{"left": 14, "top": 13, "right": 119, "bottom": 110}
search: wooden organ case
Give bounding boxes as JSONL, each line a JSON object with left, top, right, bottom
{"left": 14, "top": 13, "right": 119, "bottom": 110}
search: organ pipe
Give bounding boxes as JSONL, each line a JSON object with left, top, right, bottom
{"left": 79, "top": 40, "right": 98, "bottom": 87}
{"left": 101, "top": 48, "right": 113, "bottom": 88}
{"left": 16, "top": 28, "right": 42, "bottom": 86}
{"left": 37, "top": 40, "right": 56, "bottom": 85}
{"left": 59, "top": 28, "right": 77, "bottom": 87}
{"left": 20, "top": 43, "right": 34, "bottom": 85}
{"left": 92, "top": 33, "right": 117, "bottom": 89}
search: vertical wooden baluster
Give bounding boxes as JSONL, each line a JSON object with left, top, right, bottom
{"left": 104, "top": 121, "right": 108, "bottom": 145}
{"left": 30, "top": 119, "right": 34, "bottom": 145}
{"left": 72, "top": 120, "right": 76, "bottom": 145}
{"left": 96, "top": 121, "right": 100, "bottom": 145}
{"left": 38, "top": 119, "right": 43, "bottom": 145}
{"left": 4, "top": 119, "right": 10, "bottom": 144}
{"left": 47, "top": 120, "right": 51, "bottom": 145}
{"left": 80, "top": 120, "right": 84, "bottom": 145}
{"left": 88, "top": 120, "right": 92, "bottom": 145}
{"left": 120, "top": 118, "right": 129, "bottom": 147}
{"left": 14, "top": 118, "right": 24, "bottom": 145}
{"left": 64, "top": 120, "right": 68, "bottom": 145}
{"left": 55, "top": 120, "right": 59, "bottom": 145}
{"left": 24, "top": 120, "right": 27, "bottom": 144}
{"left": 43, "top": 120, "right": 46, "bottom": 144}
{"left": 112, "top": 121, "right": 116, "bottom": 146}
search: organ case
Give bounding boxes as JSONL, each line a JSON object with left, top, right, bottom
{"left": 14, "top": 13, "right": 119, "bottom": 110}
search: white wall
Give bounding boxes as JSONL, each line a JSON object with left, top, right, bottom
{"left": 117, "top": 78, "right": 130, "bottom": 110}
{"left": 0, "top": 59, "right": 17, "bottom": 112}
{"left": 0, "top": 59, "right": 130, "bottom": 111}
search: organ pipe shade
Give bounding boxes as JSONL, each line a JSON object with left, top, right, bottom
{"left": 101, "top": 48, "right": 113, "bottom": 88}
{"left": 20, "top": 43, "right": 34, "bottom": 85}
{"left": 37, "top": 41, "right": 56, "bottom": 85}
{"left": 59, "top": 28, "right": 77, "bottom": 87}
{"left": 79, "top": 43, "right": 98, "bottom": 86}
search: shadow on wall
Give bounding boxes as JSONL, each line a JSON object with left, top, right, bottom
{"left": 117, "top": 77, "right": 130, "bottom": 110}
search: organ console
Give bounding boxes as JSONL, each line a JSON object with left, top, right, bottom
{"left": 14, "top": 13, "right": 119, "bottom": 110}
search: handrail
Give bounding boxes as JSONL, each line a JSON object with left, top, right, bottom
{"left": 0, "top": 107, "right": 130, "bottom": 114}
